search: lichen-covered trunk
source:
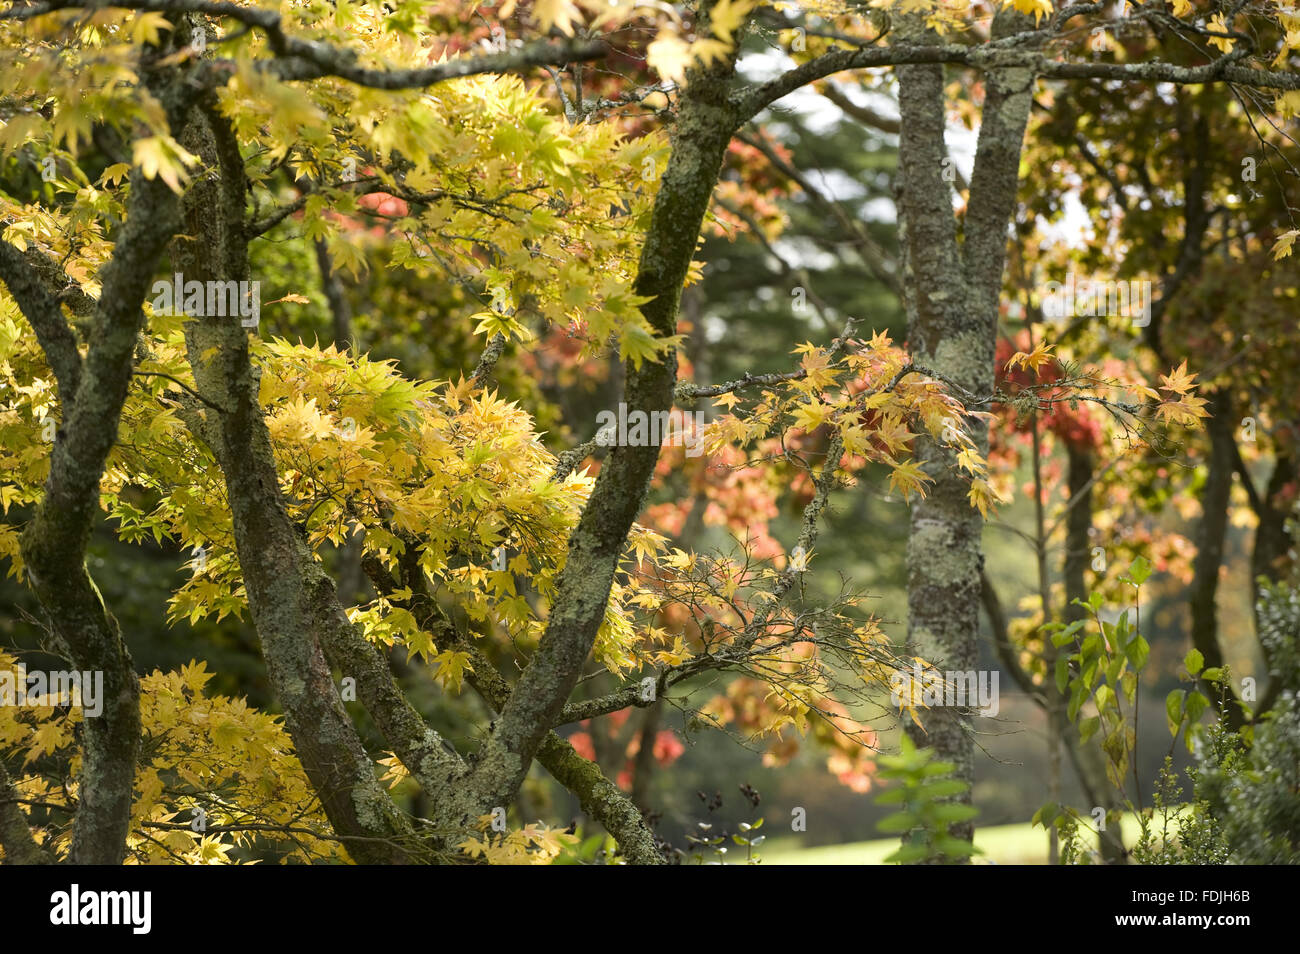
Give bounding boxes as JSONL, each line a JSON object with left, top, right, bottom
{"left": 172, "top": 102, "right": 416, "bottom": 863}
{"left": 16, "top": 168, "right": 181, "bottom": 863}
{"left": 896, "top": 49, "right": 982, "bottom": 843}
{"left": 895, "top": 11, "right": 1034, "bottom": 854}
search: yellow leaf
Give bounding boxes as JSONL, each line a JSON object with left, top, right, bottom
{"left": 1278, "top": 91, "right": 1300, "bottom": 121}
{"left": 1272, "top": 229, "right": 1299, "bottom": 260}
{"left": 132, "top": 136, "right": 199, "bottom": 193}
{"left": 1158, "top": 359, "right": 1197, "bottom": 396}
{"left": 534, "top": 0, "right": 582, "bottom": 35}
{"left": 647, "top": 29, "right": 691, "bottom": 83}
{"left": 1007, "top": 340, "right": 1054, "bottom": 373}
{"left": 1006, "top": 0, "right": 1053, "bottom": 24}
{"left": 887, "top": 460, "right": 930, "bottom": 500}
{"left": 792, "top": 400, "right": 832, "bottom": 433}
{"left": 129, "top": 11, "right": 172, "bottom": 46}
{"left": 1206, "top": 14, "right": 1235, "bottom": 54}
{"left": 432, "top": 650, "right": 473, "bottom": 693}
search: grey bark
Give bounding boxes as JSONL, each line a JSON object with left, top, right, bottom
{"left": 172, "top": 98, "right": 421, "bottom": 862}
{"left": 895, "top": 10, "right": 1035, "bottom": 853}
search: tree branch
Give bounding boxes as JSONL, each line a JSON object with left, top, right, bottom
{"left": 2, "top": 0, "right": 606, "bottom": 89}
{"left": 735, "top": 42, "right": 1300, "bottom": 124}
{"left": 0, "top": 241, "right": 83, "bottom": 402}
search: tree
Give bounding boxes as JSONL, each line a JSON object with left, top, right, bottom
{"left": 1, "top": 0, "right": 1296, "bottom": 865}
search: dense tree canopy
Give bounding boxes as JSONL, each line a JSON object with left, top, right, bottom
{"left": 0, "top": 0, "right": 1297, "bottom": 869}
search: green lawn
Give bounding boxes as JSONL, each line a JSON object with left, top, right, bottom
{"left": 760, "top": 815, "right": 1149, "bottom": 865}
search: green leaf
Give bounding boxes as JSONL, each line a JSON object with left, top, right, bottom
{"left": 1068, "top": 683, "right": 1087, "bottom": 722}
{"left": 1072, "top": 593, "right": 1104, "bottom": 613}
{"left": 1185, "top": 690, "right": 1209, "bottom": 723}
{"left": 1082, "top": 658, "right": 1100, "bottom": 691}
{"left": 1050, "top": 620, "right": 1085, "bottom": 647}
{"left": 618, "top": 323, "right": 665, "bottom": 370}
{"left": 1055, "top": 654, "right": 1070, "bottom": 694}
{"left": 1121, "top": 670, "right": 1137, "bottom": 705}
{"left": 1079, "top": 715, "right": 1100, "bottom": 744}
{"left": 1102, "top": 726, "right": 1127, "bottom": 764}
{"left": 917, "top": 779, "right": 968, "bottom": 799}
{"left": 1031, "top": 800, "right": 1060, "bottom": 827}
{"left": 876, "top": 811, "right": 920, "bottom": 834}
{"left": 934, "top": 835, "right": 980, "bottom": 858}
{"left": 883, "top": 842, "right": 931, "bottom": 865}
{"left": 929, "top": 802, "right": 979, "bottom": 824}
{"left": 874, "top": 788, "right": 908, "bottom": 805}
{"left": 1184, "top": 648, "right": 1204, "bottom": 676}
{"left": 1200, "top": 667, "right": 1225, "bottom": 683}
{"left": 1165, "top": 689, "right": 1184, "bottom": 737}
{"left": 1125, "top": 635, "right": 1150, "bottom": 670}
{"left": 1127, "top": 555, "right": 1152, "bottom": 585}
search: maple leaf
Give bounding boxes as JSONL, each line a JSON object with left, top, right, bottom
{"left": 1158, "top": 359, "right": 1198, "bottom": 395}
{"left": 708, "top": 0, "right": 757, "bottom": 44}
{"left": 887, "top": 460, "right": 930, "bottom": 500}
{"left": 647, "top": 30, "right": 691, "bottom": 83}
{"left": 967, "top": 478, "right": 1004, "bottom": 519}
{"left": 619, "top": 323, "right": 664, "bottom": 370}
{"left": 792, "top": 400, "right": 833, "bottom": 433}
{"left": 533, "top": 0, "right": 582, "bottom": 35}
{"left": 132, "top": 136, "right": 199, "bottom": 193}
{"left": 1006, "top": 340, "right": 1054, "bottom": 373}
{"left": 432, "top": 650, "right": 474, "bottom": 693}
{"left": 1007, "top": 0, "right": 1053, "bottom": 24}
{"left": 1206, "top": 14, "right": 1236, "bottom": 53}
{"left": 129, "top": 11, "right": 172, "bottom": 46}
{"left": 1272, "top": 229, "right": 1299, "bottom": 260}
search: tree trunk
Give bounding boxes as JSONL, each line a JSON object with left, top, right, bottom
{"left": 896, "top": 10, "right": 1035, "bottom": 853}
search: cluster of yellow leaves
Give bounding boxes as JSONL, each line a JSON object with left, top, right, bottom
{"left": 885, "top": 656, "right": 949, "bottom": 731}
{"left": 2, "top": 5, "right": 678, "bottom": 368}
{"left": 1151, "top": 359, "right": 1209, "bottom": 428}
{"left": 645, "top": 549, "right": 920, "bottom": 770}
{"left": 647, "top": 0, "right": 759, "bottom": 82}
{"left": 0, "top": 655, "right": 342, "bottom": 864}
{"left": 1006, "top": 0, "right": 1053, "bottom": 26}
{"left": 458, "top": 814, "right": 577, "bottom": 864}
{"left": 0, "top": 301, "right": 64, "bottom": 577}
{"left": 865, "top": 0, "right": 979, "bottom": 34}
{"left": 707, "top": 331, "right": 998, "bottom": 511}
{"left": 0, "top": 303, "right": 678, "bottom": 680}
